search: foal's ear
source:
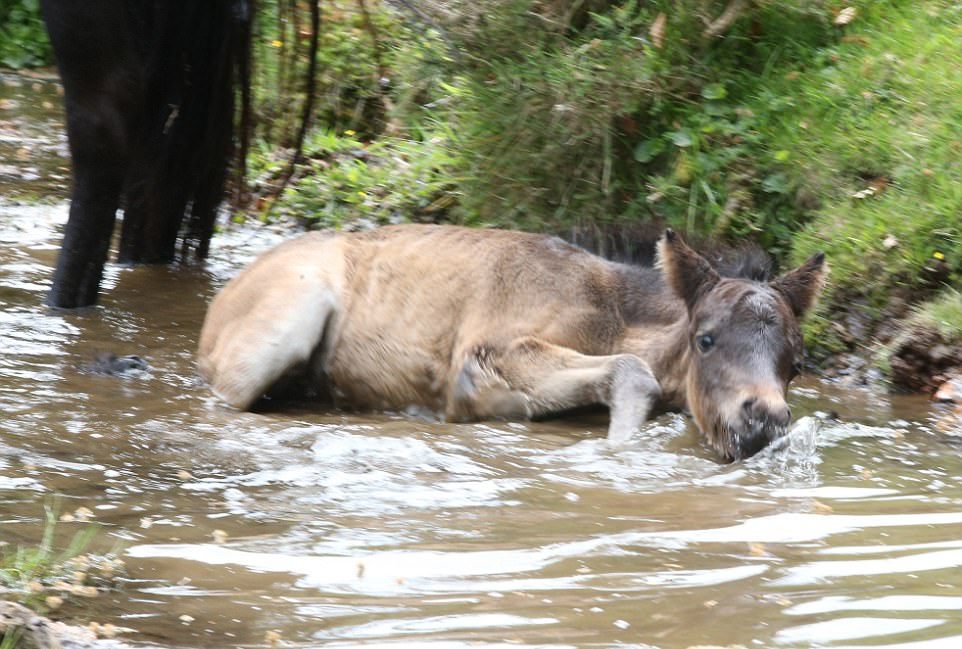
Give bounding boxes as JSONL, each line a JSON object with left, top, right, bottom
{"left": 771, "top": 252, "right": 828, "bottom": 318}
{"left": 657, "top": 229, "right": 720, "bottom": 311}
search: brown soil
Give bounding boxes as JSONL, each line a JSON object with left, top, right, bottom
{"left": 888, "top": 323, "right": 962, "bottom": 393}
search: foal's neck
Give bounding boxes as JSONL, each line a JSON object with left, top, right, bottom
{"left": 614, "top": 264, "right": 691, "bottom": 407}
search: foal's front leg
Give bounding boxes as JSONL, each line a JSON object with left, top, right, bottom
{"left": 448, "top": 338, "right": 661, "bottom": 442}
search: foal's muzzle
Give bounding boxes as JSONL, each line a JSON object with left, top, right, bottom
{"left": 732, "top": 398, "right": 791, "bottom": 460}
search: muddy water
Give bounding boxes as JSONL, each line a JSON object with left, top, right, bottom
{"left": 4, "top": 75, "right": 962, "bottom": 649}
{"left": 0, "top": 70, "right": 70, "bottom": 199}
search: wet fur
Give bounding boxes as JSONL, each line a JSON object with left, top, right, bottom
{"left": 198, "top": 225, "right": 826, "bottom": 461}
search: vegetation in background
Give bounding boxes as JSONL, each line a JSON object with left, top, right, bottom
{"left": 252, "top": 1, "right": 842, "bottom": 247}
{"left": 429, "top": 0, "right": 835, "bottom": 247}
{"left": 0, "top": 0, "right": 51, "bottom": 68}
{"left": 782, "top": 2, "right": 962, "bottom": 357}
{"left": 246, "top": 1, "right": 463, "bottom": 224}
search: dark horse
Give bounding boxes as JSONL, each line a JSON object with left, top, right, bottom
{"left": 40, "top": 0, "right": 254, "bottom": 308}
{"left": 198, "top": 225, "right": 827, "bottom": 462}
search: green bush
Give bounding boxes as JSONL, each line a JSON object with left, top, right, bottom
{"left": 249, "top": 0, "right": 458, "bottom": 221}
{"left": 260, "top": 0, "right": 843, "bottom": 250}
{"left": 783, "top": 2, "right": 962, "bottom": 351}
{"left": 0, "top": 0, "right": 52, "bottom": 68}
{"left": 416, "top": 0, "right": 835, "bottom": 247}
{"left": 261, "top": 128, "right": 461, "bottom": 227}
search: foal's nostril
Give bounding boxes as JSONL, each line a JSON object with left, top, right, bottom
{"left": 776, "top": 405, "right": 792, "bottom": 428}
{"left": 742, "top": 398, "right": 791, "bottom": 429}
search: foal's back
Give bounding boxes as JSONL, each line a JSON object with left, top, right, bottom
{"left": 338, "top": 225, "right": 622, "bottom": 345}
{"left": 324, "top": 225, "right": 629, "bottom": 407}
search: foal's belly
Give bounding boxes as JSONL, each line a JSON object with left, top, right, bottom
{"left": 322, "top": 329, "right": 451, "bottom": 412}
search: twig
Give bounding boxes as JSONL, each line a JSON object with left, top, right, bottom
{"left": 703, "top": 0, "right": 748, "bottom": 39}
{"left": 269, "top": 0, "right": 322, "bottom": 212}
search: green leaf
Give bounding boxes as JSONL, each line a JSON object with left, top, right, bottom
{"left": 633, "top": 138, "right": 666, "bottom": 163}
{"left": 701, "top": 83, "right": 728, "bottom": 100}
{"left": 704, "top": 102, "right": 729, "bottom": 117}
{"left": 762, "top": 173, "right": 789, "bottom": 194}
{"left": 669, "top": 130, "right": 694, "bottom": 148}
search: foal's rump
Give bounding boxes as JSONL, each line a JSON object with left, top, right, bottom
{"left": 197, "top": 225, "right": 621, "bottom": 412}
{"left": 197, "top": 232, "right": 345, "bottom": 409}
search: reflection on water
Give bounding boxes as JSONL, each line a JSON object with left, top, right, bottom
{"left": 3, "top": 217, "right": 962, "bottom": 646}
{"left": 0, "top": 70, "right": 70, "bottom": 199}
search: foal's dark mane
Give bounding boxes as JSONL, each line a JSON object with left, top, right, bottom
{"left": 562, "top": 223, "right": 775, "bottom": 281}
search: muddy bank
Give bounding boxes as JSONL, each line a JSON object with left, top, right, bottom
{"left": 888, "top": 324, "right": 962, "bottom": 394}
{"left": 814, "top": 292, "right": 962, "bottom": 397}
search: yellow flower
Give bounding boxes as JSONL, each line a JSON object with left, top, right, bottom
{"left": 271, "top": 40, "right": 283, "bottom": 47}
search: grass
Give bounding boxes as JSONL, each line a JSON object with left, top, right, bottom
{"left": 0, "top": 503, "right": 124, "bottom": 615}
{"left": 0, "top": 628, "right": 22, "bottom": 649}
{"left": 768, "top": 1, "right": 962, "bottom": 350}
{"left": 906, "top": 289, "right": 962, "bottom": 341}
{"left": 0, "top": 626, "right": 21, "bottom": 649}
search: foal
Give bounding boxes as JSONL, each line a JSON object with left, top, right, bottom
{"left": 198, "top": 225, "right": 826, "bottom": 461}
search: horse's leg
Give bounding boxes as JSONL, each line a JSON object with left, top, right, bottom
{"left": 448, "top": 337, "right": 661, "bottom": 442}
{"left": 119, "top": 2, "right": 239, "bottom": 266}
{"left": 46, "top": 135, "right": 126, "bottom": 308}
{"left": 197, "top": 281, "right": 340, "bottom": 411}
{"left": 41, "top": 0, "right": 136, "bottom": 308}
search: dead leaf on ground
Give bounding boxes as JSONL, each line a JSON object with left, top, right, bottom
{"left": 835, "top": 7, "right": 857, "bottom": 26}
{"left": 842, "top": 34, "right": 869, "bottom": 46}
{"left": 869, "top": 176, "right": 890, "bottom": 192}
{"left": 650, "top": 13, "right": 667, "bottom": 49}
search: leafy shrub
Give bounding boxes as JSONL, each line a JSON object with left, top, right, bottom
{"left": 0, "top": 0, "right": 52, "bottom": 68}
{"left": 412, "top": 0, "right": 835, "bottom": 247}
{"left": 272, "top": 128, "right": 462, "bottom": 227}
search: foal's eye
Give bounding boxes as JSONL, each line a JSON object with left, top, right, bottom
{"left": 696, "top": 334, "right": 715, "bottom": 353}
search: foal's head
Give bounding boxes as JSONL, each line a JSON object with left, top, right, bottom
{"left": 658, "top": 230, "right": 827, "bottom": 461}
